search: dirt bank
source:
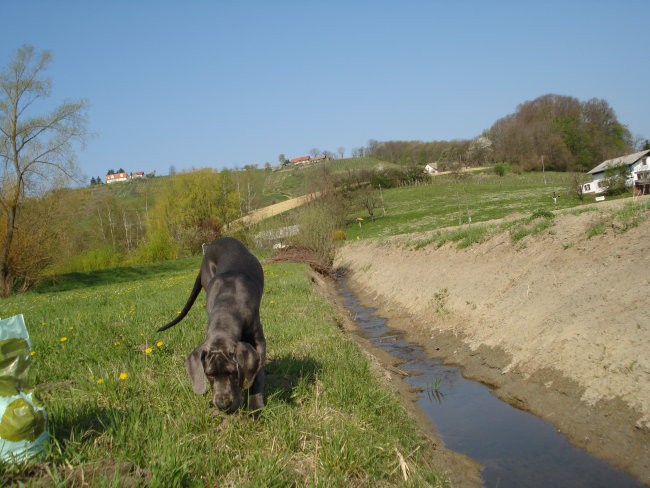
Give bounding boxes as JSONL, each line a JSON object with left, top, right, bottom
{"left": 334, "top": 196, "right": 650, "bottom": 484}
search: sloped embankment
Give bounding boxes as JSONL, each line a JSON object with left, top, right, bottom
{"left": 335, "top": 197, "right": 650, "bottom": 484}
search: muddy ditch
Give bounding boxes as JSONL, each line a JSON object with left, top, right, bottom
{"left": 330, "top": 275, "right": 647, "bottom": 488}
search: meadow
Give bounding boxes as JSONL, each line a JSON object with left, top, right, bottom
{"left": 1, "top": 258, "right": 446, "bottom": 487}
{"left": 345, "top": 171, "right": 599, "bottom": 240}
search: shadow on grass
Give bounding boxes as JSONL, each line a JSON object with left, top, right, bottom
{"left": 33, "top": 257, "right": 199, "bottom": 294}
{"left": 49, "top": 405, "right": 121, "bottom": 446}
{"left": 265, "top": 354, "right": 320, "bottom": 405}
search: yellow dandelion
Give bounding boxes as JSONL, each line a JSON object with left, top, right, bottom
{"left": 30, "top": 351, "right": 36, "bottom": 357}
{"left": 156, "top": 341, "right": 163, "bottom": 347}
{"left": 97, "top": 378, "right": 104, "bottom": 384}
{"left": 270, "top": 300, "right": 275, "bottom": 304}
{"left": 119, "top": 372, "right": 128, "bottom": 381}
{"left": 69, "top": 326, "right": 75, "bottom": 330}
{"left": 59, "top": 337, "right": 68, "bottom": 342}
{"left": 114, "top": 341, "right": 121, "bottom": 346}
{"left": 145, "top": 347, "right": 153, "bottom": 355}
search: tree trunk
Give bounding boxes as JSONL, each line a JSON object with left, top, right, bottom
{"left": 0, "top": 206, "right": 17, "bottom": 297}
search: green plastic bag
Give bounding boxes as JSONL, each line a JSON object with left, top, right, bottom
{"left": 0, "top": 314, "right": 48, "bottom": 462}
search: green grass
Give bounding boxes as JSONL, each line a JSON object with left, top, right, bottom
{"left": 346, "top": 171, "right": 587, "bottom": 240}
{"left": 584, "top": 199, "right": 650, "bottom": 239}
{"left": 1, "top": 259, "right": 445, "bottom": 486}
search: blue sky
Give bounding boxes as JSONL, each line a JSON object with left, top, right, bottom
{"left": 2, "top": 1, "right": 649, "bottom": 181}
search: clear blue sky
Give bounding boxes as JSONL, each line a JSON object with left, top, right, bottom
{"left": 2, "top": 1, "right": 649, "bottom": 181}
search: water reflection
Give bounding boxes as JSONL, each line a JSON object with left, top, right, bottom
{"left": 337, "top": 280, "right": 645, "bottom": 488}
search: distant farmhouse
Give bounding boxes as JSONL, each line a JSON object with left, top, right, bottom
{"left": 289, "top": 154, "right": 328, "bottom": 166}
{"left": 424, "top": 162, "right": 439, "bottom": 174}
{"left": 105, "top": 171, "right": 147, "bottom": 184}
{"left": 582, "top": 149, "right": 650, "bottom": 195}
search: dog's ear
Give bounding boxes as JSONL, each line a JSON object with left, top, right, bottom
{"left": 236, "top": 342, "right": 260, "bottom": 390}
{"left": 185, "top": 344, "right": 208, "bottom": 395}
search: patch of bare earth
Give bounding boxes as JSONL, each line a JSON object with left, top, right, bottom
{"left": 334, "top": 196, "right": 650, "bottom": 485}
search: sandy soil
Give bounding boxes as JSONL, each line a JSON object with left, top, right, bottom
{"left": 334, "top": 195, "right": 650, "bottom": 484}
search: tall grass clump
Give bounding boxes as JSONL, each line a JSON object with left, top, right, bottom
{"left": 508, "top": 208, "right": 555, "bottom": 242}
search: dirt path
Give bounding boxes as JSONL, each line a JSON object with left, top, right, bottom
{"left": 334, "top": 196, "right": 650, "bottom": 484}
{"left": 234, "top": 192, "right": 320, "bottom": 226}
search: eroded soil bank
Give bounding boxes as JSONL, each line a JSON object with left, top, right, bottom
{"left": 334, "top": 197, "right": 650, "bottom": 485}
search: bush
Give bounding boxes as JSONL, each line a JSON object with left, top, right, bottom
{"left": 64, "top": 246, "right": 123, "bottom": 272}
{"left": 134, "top": 230, "right": 178, "bottom": 264}
{"left": 493, "top": 163, "right": 511, "bottom": 177}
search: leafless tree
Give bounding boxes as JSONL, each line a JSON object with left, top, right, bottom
{"left": 0, "top": 45, "right": 88, "bottom": 295}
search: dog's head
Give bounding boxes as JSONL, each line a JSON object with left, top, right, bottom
{"left": 185, "top": 339, "right": 261, "bottom": 412}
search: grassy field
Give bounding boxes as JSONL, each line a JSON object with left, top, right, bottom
{"left": 1, "top": 258, "right": 446, "bottom": 487}
{"left": 345, "top": 171, "right": 606, "bottom": 240}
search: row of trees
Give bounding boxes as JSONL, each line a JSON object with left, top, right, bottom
{"left": 1, "top": 46, "right": 245, "bottom": 296}
{"left": 365, "top": 94, "right": 637, "bottom": 173}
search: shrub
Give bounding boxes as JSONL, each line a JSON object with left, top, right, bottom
{"left": 493, "top": 162, "right": 511, "bottom": 177}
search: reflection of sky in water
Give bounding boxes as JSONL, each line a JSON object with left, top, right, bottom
{"left": 338, "top": 281, "right": 645, "bottom": 488}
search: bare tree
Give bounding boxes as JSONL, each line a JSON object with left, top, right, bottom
{"left": 309, "top": 148, "right": 321, "bottom": 158}
{"left": 337, "top": 147, "right": 345, "bottom": 159}
{"left": 0, "top": 45, "right": 88, "bottom": 295}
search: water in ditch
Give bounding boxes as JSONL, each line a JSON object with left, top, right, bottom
{"left": 337, "top": 281, "right": 645, "bottom": 488}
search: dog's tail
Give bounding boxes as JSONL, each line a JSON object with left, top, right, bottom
{"left": 157, "top": 273, "right": 202, "bottom": 332}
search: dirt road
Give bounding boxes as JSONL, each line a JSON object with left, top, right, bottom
{"left": 234, "top": 192, "right": 320, "bottom": 226}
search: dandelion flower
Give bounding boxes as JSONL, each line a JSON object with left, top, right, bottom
{"left": 114, "top": 341, "right": 121, "bottom": 346}
{"left": 69, "top": 326, "right": 75, "bottom": 330}
{"left": 97, "top": 378, "right": 104, "bottom": 384}
{"left": 119, "top": 372, "right": 128, "bottom": 381}
{"left": 30, "top": 351, "right": 36, "bottom": 356}
{"left": 145, "top": 347, "right": 153, "bottom": 355}
{"left": 156, "top": 341, "right": 163, "bottom": 348}
{"left": 59, "top": 337, "right": 68, "bottom": 342}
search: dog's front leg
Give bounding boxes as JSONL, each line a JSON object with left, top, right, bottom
{"left": 247, "top": 366, "right": 265, "bottom": 412}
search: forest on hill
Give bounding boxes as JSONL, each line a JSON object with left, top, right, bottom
{"left": 368, "top": 94, "right": 641, "bottom": 172}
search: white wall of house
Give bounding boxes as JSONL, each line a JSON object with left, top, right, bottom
{"left": 583, "top": 155, "right": 650, "bottom": 194}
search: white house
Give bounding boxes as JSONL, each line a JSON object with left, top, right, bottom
{"left": 105, "top": 171, "right": 129, "bottom": 184}
{"left": 424, "top": 162, "right": 439, "bottom": 174}
{"left": 582, "top": 149, "right": 650, "bottom": 195}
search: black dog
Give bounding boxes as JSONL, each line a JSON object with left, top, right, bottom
{"left": 158, "top": 237, "right": 265, "bottom": 413}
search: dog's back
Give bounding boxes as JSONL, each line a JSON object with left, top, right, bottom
{"left": 201, "top": 237, "right": 264, "bottom": 296}
{"left": 157, "top": 237, "right": 263, "bottom": 332}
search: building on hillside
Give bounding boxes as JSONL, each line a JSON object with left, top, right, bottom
{"left": 106, "top": 171, "right": 129, "bottom": 184}
{"left": 424, "top": 162, "right": 439, "bottom": 174}
{"left": 289, "top": 154, "right": 329, "bottom": 166}
{"left": 105, "top": 171, "right": 147, "bottom": 184}
{"left": 582, "top": 149, "right": 650, "bottom": 195}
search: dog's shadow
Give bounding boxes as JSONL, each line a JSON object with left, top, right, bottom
{"left": 264, "top": 354, "right": 320, "bottom": 406}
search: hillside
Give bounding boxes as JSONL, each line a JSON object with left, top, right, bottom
{"left": 335, "top": 196, "right": 650, "bottom": 483}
